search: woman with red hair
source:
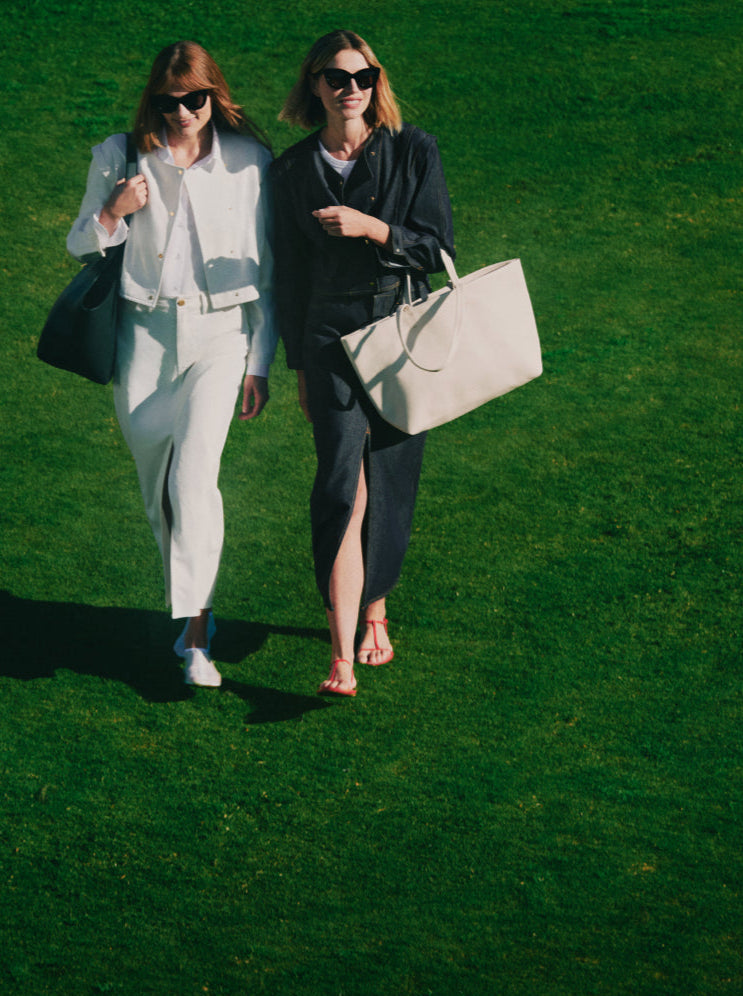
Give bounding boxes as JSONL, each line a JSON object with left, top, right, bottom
{"left": 67, "top": 41, "right": 276, "bottom": 687}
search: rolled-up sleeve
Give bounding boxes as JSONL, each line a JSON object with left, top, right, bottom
{"left": 66, "top": 134, "right": 128, "bottom": 263}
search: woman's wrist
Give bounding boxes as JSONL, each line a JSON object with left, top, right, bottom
{"left": 99, "top": 204, "right": 121, "bottom": 235}
{"left": 365, "top": 217, "right": 391, "bottom": 248}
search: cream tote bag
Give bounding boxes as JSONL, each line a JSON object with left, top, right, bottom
{"left": 342, "top": 251, "right": 542, "bottom": 435}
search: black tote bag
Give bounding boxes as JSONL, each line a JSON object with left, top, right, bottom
{"left": 37, "top": 134, "right": 137, "bottom": 384}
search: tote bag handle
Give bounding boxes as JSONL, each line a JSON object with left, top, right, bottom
{"left": 396, "top": 250, "right": 462, "bottom": 373}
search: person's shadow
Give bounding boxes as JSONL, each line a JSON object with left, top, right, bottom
{"left": 0, "top": 590, "right": 330, "bottom": 723}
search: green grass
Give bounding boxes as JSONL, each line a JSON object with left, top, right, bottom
{"left": 1, "top": 1, "right": 741, "bottom": 994}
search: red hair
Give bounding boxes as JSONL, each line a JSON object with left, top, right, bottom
{"left": 133, "top": 41, "right": 269, "bottom": 152}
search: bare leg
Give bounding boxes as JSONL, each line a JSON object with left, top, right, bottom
{"left": 319, "top": 462, "right": 368, "bottom": 694}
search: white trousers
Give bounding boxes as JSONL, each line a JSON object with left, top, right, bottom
{"left": 113, "top": 296, "right": 248, "bottom": 619}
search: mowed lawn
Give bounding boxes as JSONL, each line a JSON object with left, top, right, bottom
{"left": 0, "top": 2, "right": 740, "bottom": 994}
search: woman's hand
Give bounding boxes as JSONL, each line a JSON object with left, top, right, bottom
{"left": 313, "top": 206, "right": 390, "bottom": 247}
{"left": 99, "top": 174, "right": 149, "bottom": 234}
{"left": 297, "top": 370, "right": 312, "bottom": 423}
{"left": 239, "top": 374, "right": 269, "bottom": 420}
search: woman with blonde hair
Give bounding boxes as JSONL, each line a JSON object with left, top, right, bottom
{"left": 67, "top": 41, "right": 276, "bottom": 687}
{"left": 271, "top": 30, "right": 454, "bottom": 696}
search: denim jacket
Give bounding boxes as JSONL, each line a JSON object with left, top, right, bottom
{"left": 271, "top": 124, "right": 454, "bottom": 369}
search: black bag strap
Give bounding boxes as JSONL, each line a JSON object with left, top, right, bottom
{"left": 125, "top": 132, "right": 138, "bottom": 177}
{"left": 122, "top": 132, "right": 138, "bottom": 226}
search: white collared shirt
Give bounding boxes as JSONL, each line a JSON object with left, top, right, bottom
{"left": 158, "top": 127, "right": 219, "bottom": 298}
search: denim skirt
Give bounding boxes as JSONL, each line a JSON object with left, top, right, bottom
{"left": 302, "top": 278, "right": 426, "bottom": 610}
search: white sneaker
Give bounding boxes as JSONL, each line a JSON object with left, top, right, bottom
{"left": 183, "top": 648, "right": 222, "bottom": 688}
{"left": 174, "top": 612, "right": 216, "bottom": 658}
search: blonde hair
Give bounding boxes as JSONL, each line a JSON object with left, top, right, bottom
{"left": 133, "top": 40, "right": 270, "bottom": 152}
{"left": 278, "top": 30, "right": 401, "bottom": 132}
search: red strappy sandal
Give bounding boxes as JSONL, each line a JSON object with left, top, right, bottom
{"left": 318, "top": 658, "right": 357, "bottom": 697}
{"left": 355, "top": 618, "right": 394, "bottom": 666}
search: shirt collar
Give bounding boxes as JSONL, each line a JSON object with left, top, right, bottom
{"left": 156, "top": 123, "right": 221, "bottom": 171}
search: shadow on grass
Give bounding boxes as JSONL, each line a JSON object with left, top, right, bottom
{"left": 0, "top": 590, "right": 329, "bottom": 721}
{"left": 222, "top": 678, "right": 330, "bottom": 725}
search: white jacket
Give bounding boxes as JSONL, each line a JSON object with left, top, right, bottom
{"left": 67, "top": 130, "right": 277, "bottom": 373}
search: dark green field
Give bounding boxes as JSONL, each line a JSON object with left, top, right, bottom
{"left": 1, "top": 2, "right": 740, "bottom": 994}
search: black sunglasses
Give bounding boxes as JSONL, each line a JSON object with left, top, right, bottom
{"left": 151, "top": 90, "right": 209, "bottom": 114}
{"left": 316, "top": 66, "right": 380, "bottom": 91}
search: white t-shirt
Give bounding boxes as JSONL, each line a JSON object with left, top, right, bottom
{"left": 319, "top": 140, "right": 358, "bottom": 180}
